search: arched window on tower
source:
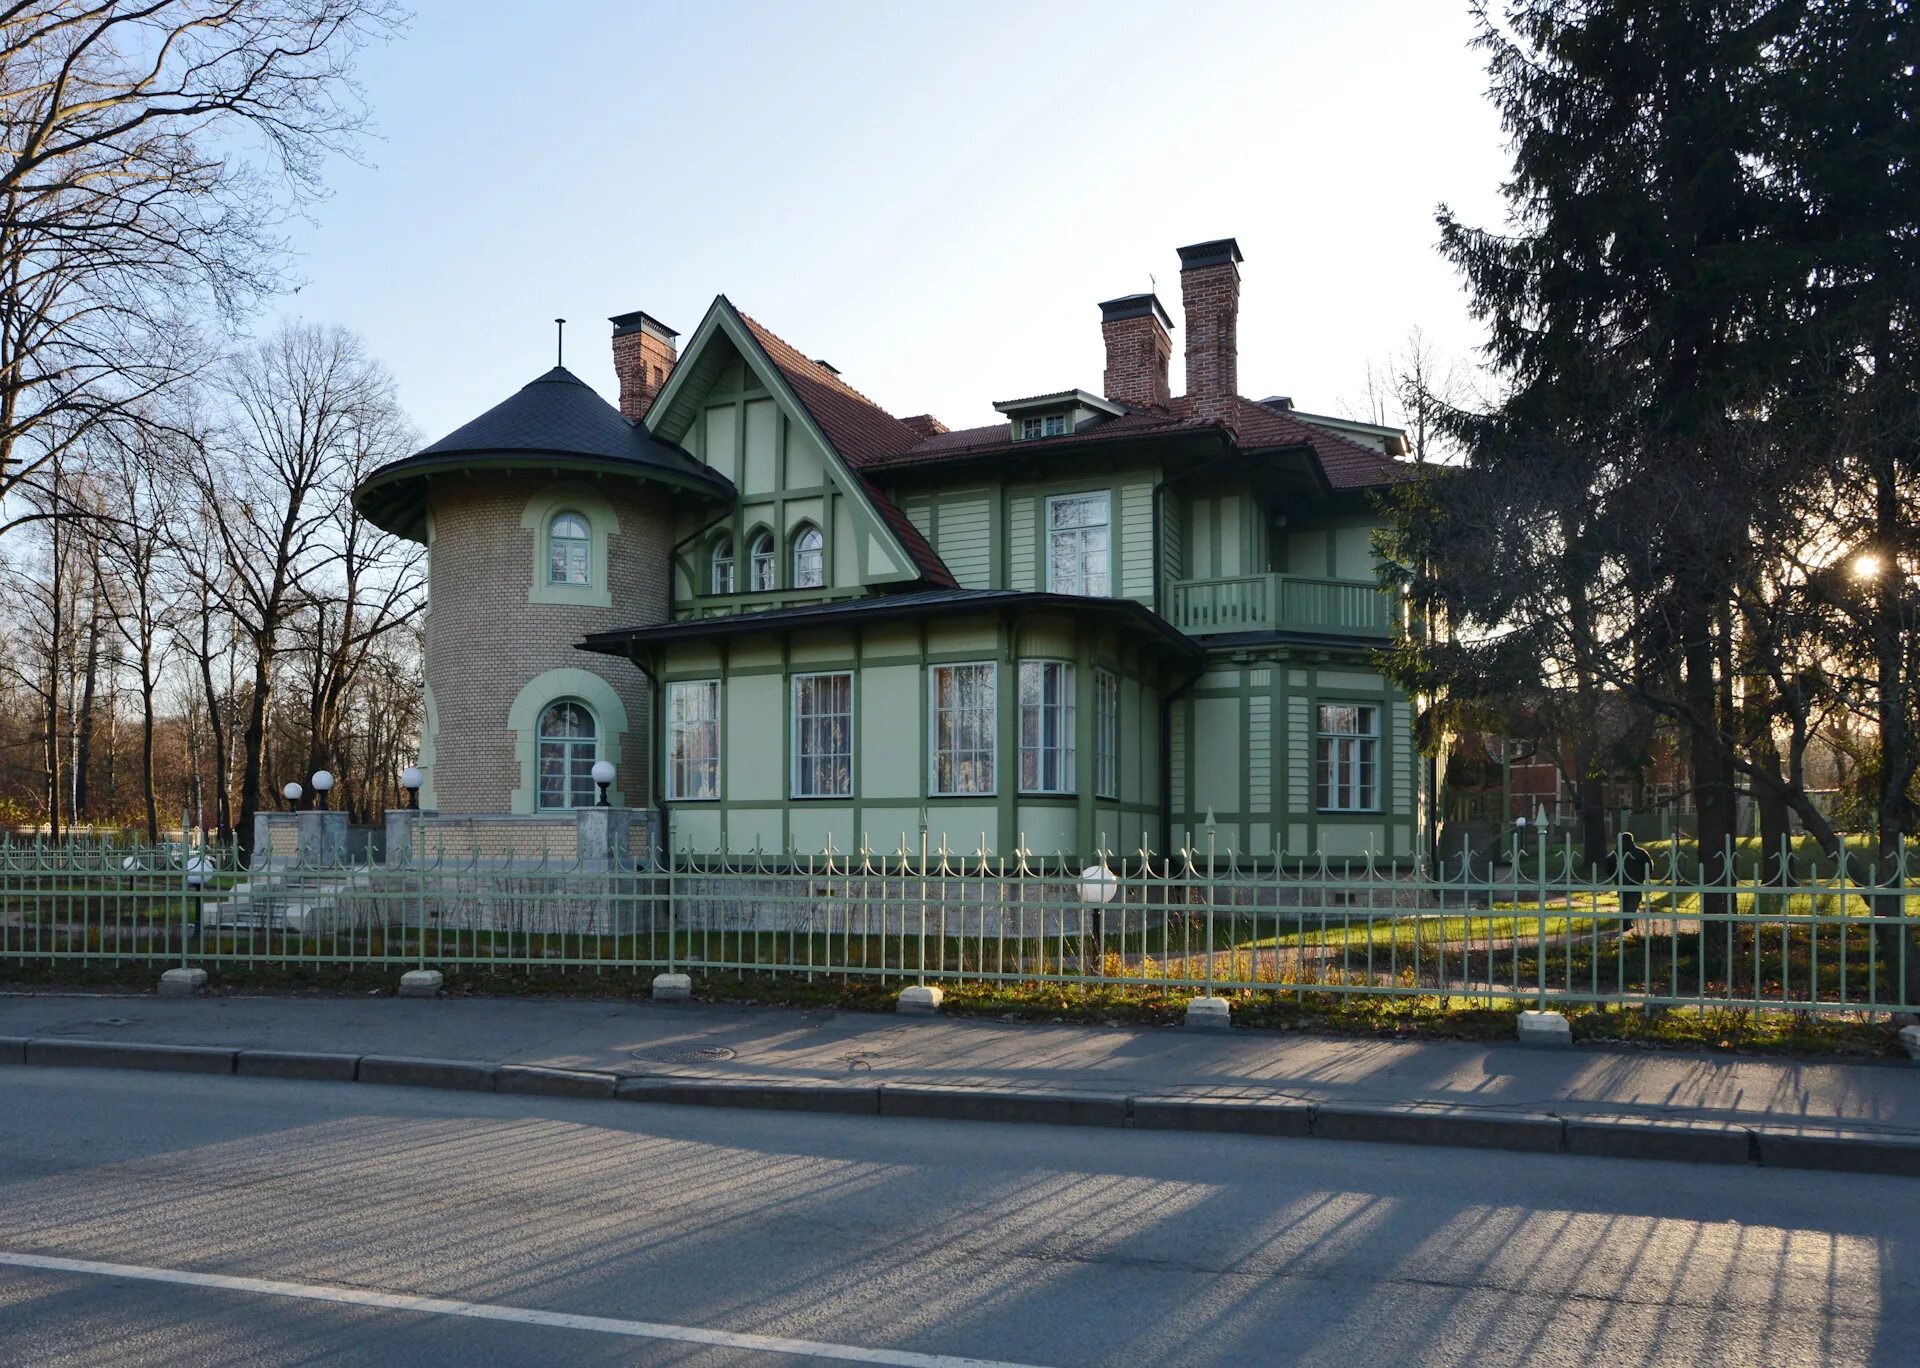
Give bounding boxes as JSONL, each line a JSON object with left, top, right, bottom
{"left": 748, "top": 529, "right": 776, "bottom": 592}
{"left": 711, "top": 535, "right": 735, "bottom": 594}
{"left": 548, "top": 511, "right": 592, "bottom": 586}
{"left": 792, "top": 525, "right": 824, "bottom": 589}
{"left": 536, "top": 700, "right": 598, "bottom": 809}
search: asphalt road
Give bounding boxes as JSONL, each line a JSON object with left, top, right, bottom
{"left": 0, "top": 1070, "right": 1916, "bottom": 1367}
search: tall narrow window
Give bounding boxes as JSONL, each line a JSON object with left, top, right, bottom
{"left": 748, "top": 530, "right": 776, "bottom": 592}
{"left": 930, "top": 663, "right": 996, "bottom": 795}
{"left": 1046, "top": 492, "right": 1110, "bottom": 597}
{"left": 710, "top": 536, "right": 735, "bottom": 595}
{"left": 666, "top": 680, "right": 721, "bottom": 800}
{"left": 792, "top": 672, "right": 853, "bottom": 798}
{"left": 1094, "top": 669, "right": 1119, "bottom": 800}
{"left": 792, "top": 525, "right": 825, "bottom": 588}
{"left": 1018, "top": 661, "right": 1076, "bottom": 793}
{"left": 547, "top": 511, "right": 592, "bottom": 586}
{"left": 536, "top": 700, "right": 597, "bottom": 809}
{"left": 1316, "top": 703, "right": 1380, "bottom": 812}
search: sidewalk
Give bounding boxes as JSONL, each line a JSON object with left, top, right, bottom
{"left": 3, "top": 991, "right": 1918, "bottom": 1172}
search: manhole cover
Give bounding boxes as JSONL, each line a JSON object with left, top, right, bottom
{"left": 628, "top": 1044, "right": 737, "bottom": 1065}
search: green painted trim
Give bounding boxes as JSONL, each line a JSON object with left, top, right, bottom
{"left": 505, "top": 668, "right": 632, "bottom": 814}
{"left": 519, "top": 483, "right": 618, "bottom": 609}
{"left": 646, "top": 298, "right": 925, "bottom": 590}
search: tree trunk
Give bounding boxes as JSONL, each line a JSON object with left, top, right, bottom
{"left": 237, "top": 639, "right": 273, "bottom": 857}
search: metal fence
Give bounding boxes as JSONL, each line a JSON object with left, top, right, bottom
{"left": 1, "top": 833, "right": 1916, "bottom": 1016}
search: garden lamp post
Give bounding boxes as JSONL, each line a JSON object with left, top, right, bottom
{"left": 282, "top": 782, "right": 303, "bottom": 812}
{"left": 400, "top": 767, "right": 423, "bottom": 810}
{"left": 592, "top": 760, "right": 615, "bottom": 808}
{"left": 311, "top": 770, "right": 334, "bottom": 812}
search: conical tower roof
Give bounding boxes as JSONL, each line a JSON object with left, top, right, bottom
{"left": 355, "top": 366, "right": 732, "bottom": 541}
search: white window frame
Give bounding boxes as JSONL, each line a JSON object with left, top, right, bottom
{"left": 1045, "top": 491, "right": 1111, "bottom": 597}
{"left": 929, "top": 662, "right": 996, "bottom": 796}
{"left": 710, "top": 536, "right": 735, "bottom": 595}
{"left": 748, "top": 529, "right": 776, "bottom": 593}
{"left": 535, "top": 698, "right": 597, "bottom": 810}
{"left": 1019, "top": 413, "right": 1068, "bottom": 440}
{"left": 666, "top": 680, "right": 721, "bottom": 801}
{"left": 791, "top": 671, "right": 854, "bottom": 799}
{"left": 1018, "top": 660, "right": 1076, "bottom": 794}
{"left": 792, "top": 524, "right": 825, "bottom": 589}
{"left": 547, "top": 511, "right": 592, "bottom": 587}
{"left": 1094, "top": 668, "right": 1119, "bottom": 800}
{"left": 1316, "top": 702, "right": 1381, "bottom": 813}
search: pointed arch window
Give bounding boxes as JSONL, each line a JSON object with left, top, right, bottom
{"left": 536, "top": 700, "right": 598, "bottom": 809}
{"left": 792, "top": 525, "right": 824, "bottom": 589}
{"left": 748, "top": 529, "right": 776, "bottom": 592}
{"left": 548, "top": 511, "right": 592, "bottom": 586}
{"left": 710, "top": 535, "right": 735, "bottom": 595}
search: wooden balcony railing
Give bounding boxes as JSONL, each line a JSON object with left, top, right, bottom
{"left": 1166, "top": 573, "right": 1396, "bottom": 638}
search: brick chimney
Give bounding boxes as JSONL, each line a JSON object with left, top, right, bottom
{"left": 1098, "top": 293, "right": 1173, "bottom": 407}
{"left": 609, "top": 310, "right": 678, "bottom": 421}
{"left": 1177, "top": 238, "right": 1242, "bottom": 421}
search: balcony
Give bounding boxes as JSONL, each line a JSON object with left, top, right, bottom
{"left": 1166, "top": 573, "right": 1396, "bottom": 638}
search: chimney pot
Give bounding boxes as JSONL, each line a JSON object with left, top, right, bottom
{"left": 1177, "top": 238, "right": 1242, "bottom": 421}
{"left": 1098, "top": 292, "right": 1173, "bottom": 408}
{"left": 610, "top": 310, "right": 679, "bottom": 421}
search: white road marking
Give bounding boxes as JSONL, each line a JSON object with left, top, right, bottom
{"left": 0, "top": 1250, "right": 1049, "bottom": 1368}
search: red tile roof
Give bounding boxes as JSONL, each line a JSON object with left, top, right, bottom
{"left": 738, "top": 309, "right": 1407, "bottom": 508}
{"left": 737, "top": 313, "right": 957, "bottom": 587}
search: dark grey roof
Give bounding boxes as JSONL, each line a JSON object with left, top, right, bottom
{"left": 416, "top": 366, "right": 700, "bottom": 469}
{"left": 354, "top": 366, "right": 732, "bottom": 541}
{"left": 578, "top": 589, "right": 1204, "bottom": 660}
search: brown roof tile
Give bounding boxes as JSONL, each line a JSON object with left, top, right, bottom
{"left": 736, "top": 312, "right": 956, "bottom": 586}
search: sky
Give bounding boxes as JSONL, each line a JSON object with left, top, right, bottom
{"left": 277, "top": 0, "right": 1513, "bottom": 446}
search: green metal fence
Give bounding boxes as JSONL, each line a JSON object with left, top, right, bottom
{"left": 1, "top": 833, "right": 1915, "bottom": 1015}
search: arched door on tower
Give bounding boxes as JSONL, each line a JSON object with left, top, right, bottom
{"left": 536, "top": 700, "right": 598, "bottom": 809}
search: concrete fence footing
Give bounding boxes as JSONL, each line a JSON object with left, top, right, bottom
{"left": 1518, "top": 1010, "right": 1573, "bottom": 1048}
{"left": 651, "top": 973, "right": 692, "bottom": 1003}
{"left": 157, "top": 968, "right": 207, "bottom": 998}
{"left": 398, "top": 970, "right": 444, "bottom": 999}
{"left": 897, "top": 985, "right": 943, "bottom": 1017}
{"left": 1185, "top": 996, "right": 1232, "bottom": 1031}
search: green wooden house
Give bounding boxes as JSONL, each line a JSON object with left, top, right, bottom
{"left": 577, "top": 238, "right": 1418, "bottom": 864}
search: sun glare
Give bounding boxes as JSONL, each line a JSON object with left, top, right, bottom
{"left": 1852, "top": 553, "right": 1883, "bottom": 579}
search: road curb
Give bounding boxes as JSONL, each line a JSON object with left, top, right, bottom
{"left": 1314, "top": 1104, "right": 1565, "bottom": 1154}
{"left": 615, "top": 1077, "right": 881, "bottom": 1114}
{"left": 22, "top": 1038, "right": 236, "bottom": 1074}
{"left": 234, "top": 1049, "right": 361, "bottom": 1082}
{"left": 6, "top": 1039, "right": 1919, "bottom": 1177}
{"left": 356, "top": 1055, "right": 498, "bottom": 1092}
{"left": 877, "top": 1084, "right": 1129, "bottom": 1128}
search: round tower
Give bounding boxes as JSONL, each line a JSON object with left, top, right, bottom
{"left": 354, "top": 365, "right": 731, "bottom": 813}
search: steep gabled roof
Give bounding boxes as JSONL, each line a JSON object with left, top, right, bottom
{"left": 729, "top": 311, "right": 956, "bottom": 587}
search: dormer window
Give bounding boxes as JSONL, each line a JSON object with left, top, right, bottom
{"left": 994, "top": 389, "right": 1123, "bottom": 443}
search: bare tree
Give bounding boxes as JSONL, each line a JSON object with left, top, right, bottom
{"left": 0, "top": 0, "right": 405, "bottom": 531}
